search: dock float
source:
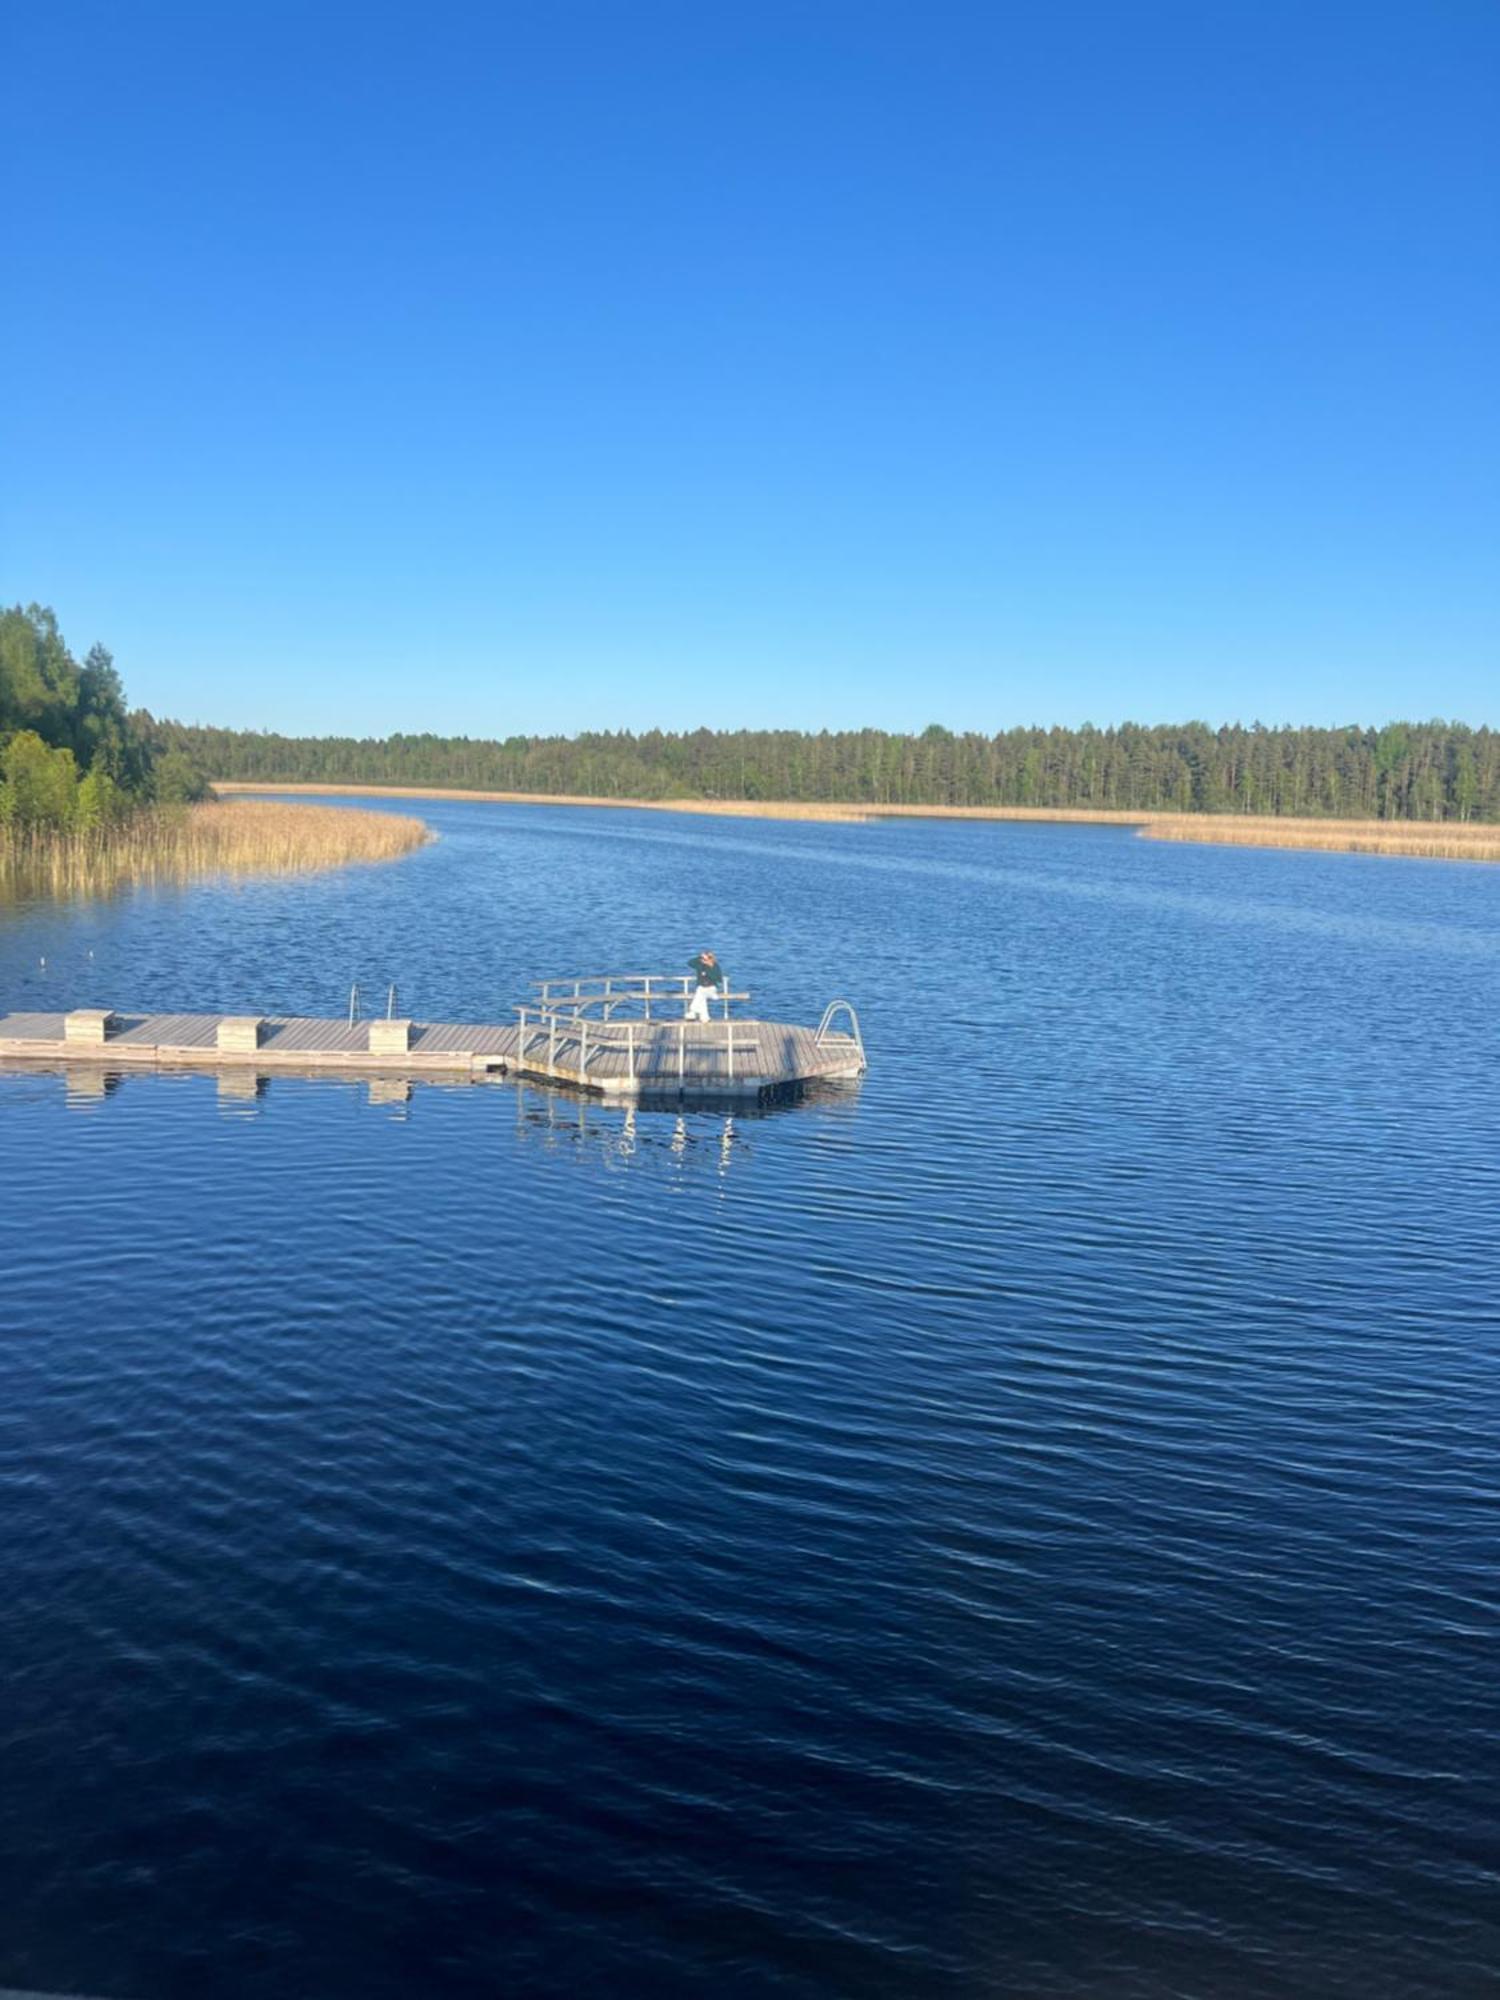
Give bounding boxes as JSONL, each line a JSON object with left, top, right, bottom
{"left": 0, "top": 975, "right": 866, "bottom": 1099}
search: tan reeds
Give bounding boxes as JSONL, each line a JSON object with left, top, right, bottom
{"left": 213, "top": 784, "right": 1148, "bottom": 826}
{"left": 1138, "top": 814, "right": 1500, "bottom": 862}
{"left": 211, "top": 783, "right": 1500, "bottom": 859}
{"left": 0, "top": 799, "right": 433, "bottom": 899}
{"left": 211, "top": 781, "right": 873, "bottom": 823}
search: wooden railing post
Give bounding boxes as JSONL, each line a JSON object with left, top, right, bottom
{"left": 627, "top": 1022, "right": 635, "bottom": 1086}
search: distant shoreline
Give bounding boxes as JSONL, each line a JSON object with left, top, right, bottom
{"left": 212, "top": 782, "right": 1500, "bottom": 862}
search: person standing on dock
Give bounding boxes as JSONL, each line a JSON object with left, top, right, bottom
{"left": 687, "top": 949, "right": 725, "bottom": 1022}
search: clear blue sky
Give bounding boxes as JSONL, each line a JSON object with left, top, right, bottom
{"left": 4, "top": 1, "right": 1496, "bottom": 737}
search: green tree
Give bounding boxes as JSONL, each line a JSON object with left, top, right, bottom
{"left": 1, "top": 605, "right": 159, "bottom": 809}
{"left": 153, "top": 748, "right": 208, "bottom": 804}
{"left": 1, "top": 730, "right": 81, "bottom": 827}
{"left": 76, "top": 765, "right": 127, "bottom": 828}
{"left": 131, "top": 712, "right": 1500, "bottom": 824}
{"left": 0, "top": 604, "right": 81, "bottom": 745}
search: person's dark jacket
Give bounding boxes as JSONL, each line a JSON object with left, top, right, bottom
{"left": 689, "top": 954, "right": 726, "bottom": 989}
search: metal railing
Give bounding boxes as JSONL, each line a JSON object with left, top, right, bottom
{"left": 348, "top": 981, "right": 402, "bottom": 1025}
{"left": 515, "top": 973, "right": 751, "bottom": 1089}
{"left": 529, "top": 973, "right": 746, "bottom": 1023}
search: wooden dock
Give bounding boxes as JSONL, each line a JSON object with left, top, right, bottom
{"left": 0, "top": 977, "right": 866, "bottom": 1099}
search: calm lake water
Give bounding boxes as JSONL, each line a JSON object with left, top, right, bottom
{"left": 2, "top": 801, "right": 1498, "bottom": 2000}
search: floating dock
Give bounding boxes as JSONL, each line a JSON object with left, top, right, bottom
{"left": 0, "top": 975, "right": 865, "bottom": 1099}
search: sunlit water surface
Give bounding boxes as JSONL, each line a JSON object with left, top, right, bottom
{"left": 2, "top": 801, "right": 1498, "bottom": 1999}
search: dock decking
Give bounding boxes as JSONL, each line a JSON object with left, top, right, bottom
{"left": 0, "top": 987, "right": 866, "bottom": 1099}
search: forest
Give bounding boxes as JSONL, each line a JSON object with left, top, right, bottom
{"left": 148, "top": 716, "right": 1500, "bottom": 822}
{"left": 0, "top": 604, "right": 203, "bottom": 827}
{"left": 8, "top": 601, "right": 1495, "bottom": 825}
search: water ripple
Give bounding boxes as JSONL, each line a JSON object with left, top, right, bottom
{"left": 2, "top": 807, "right": 1498, "bottom": 1998}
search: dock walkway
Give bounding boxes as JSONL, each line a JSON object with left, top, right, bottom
{"left": 0, "top": 976, "right": 866, "bottom": 1099}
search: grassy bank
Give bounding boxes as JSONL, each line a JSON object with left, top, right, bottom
{"left": 212, "top": 783, "right": 1500, "bottom": 861}
{"left": 1136, "top": 813, "right": 1500, "bottom": 861}
{"left": 0, "top": 798, "right": 432, "bottom": 898}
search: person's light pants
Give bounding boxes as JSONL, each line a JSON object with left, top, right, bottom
{"left": 687, "top": 984, "right": 713, "bottom": 1022}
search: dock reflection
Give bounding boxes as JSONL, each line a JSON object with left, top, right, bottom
{"left": 59, "top": 1063, "right": 125, "bottom": 1107}
{"left": 217, "top": 1069, "right": 268, "bottom": 1111}
{"left": 9, "top": 1063, "right": 862, "bottom": 1158}
{"left": 511, "top": 1076, "right": 860, "bottom": 1174}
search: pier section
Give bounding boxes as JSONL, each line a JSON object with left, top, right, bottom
{"left": 0, "top": 976, "right": 865, "bottom": 1100}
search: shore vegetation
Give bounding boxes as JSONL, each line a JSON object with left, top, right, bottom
{"left": 156, "top": 716, "right": 1500, "bottom": 822}
{"left": 1, "top": 799, "right": 432, "bottom": 899}
{"left": 2, "top": 606, "right": 429, "bottom": 896}
{"left": 216, "top": 784, "right": 1500, "bottom": 863}
{"left": 1136, "top": 813, "right": 1500, "bottom": 862}
{"left": 2, "top": 602, "right": 210, "bottom": 828}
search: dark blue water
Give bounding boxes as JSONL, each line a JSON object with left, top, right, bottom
{"left": 2, "top": 802, "right": 1498, "bottom": 2000}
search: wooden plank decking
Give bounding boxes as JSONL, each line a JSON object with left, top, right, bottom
{"left": 0, "top": 1008, "right": 865, "bottom": 1097}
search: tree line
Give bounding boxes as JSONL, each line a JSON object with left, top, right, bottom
{"left": 9, "top": 602, "right": 1495, "bottom": 825}
{"left": 144, "top": 715, "right": 1500, "bottom": 821}
{"left": 1, "top": 604, "right": 205, "bottom": 829}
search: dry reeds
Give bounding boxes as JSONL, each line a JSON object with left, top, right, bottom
{"left": 211, "top": 782, "right": 1500, "bottom": 862}
{"left": 213, "top": 783, "right": 1142, "bottom": 826}
{"left": 212, "top": 781, "right": 873, "bottom": 823}
{"left": 0, "top": 799, "right": 432, "bottom": 899}
{"left": 1138, "top": 814, "right": 1500, "bottom": 862}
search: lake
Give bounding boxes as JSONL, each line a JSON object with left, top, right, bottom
{"left": 2, "top": 800, "right": 1497, "bottom": 1999}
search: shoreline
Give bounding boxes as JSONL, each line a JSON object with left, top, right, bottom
{"left": 1, "top": 798, "right": 432, "bottom": 900}
{"left": 210, "top": 783, "right": 1500, "bottom": 862}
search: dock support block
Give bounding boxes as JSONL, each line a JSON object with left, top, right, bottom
{"left": 216, "top": 1016, "right": 263, "bottom": 1053}
{"left": 369, "top": 1018, "right": 413, "bottom": 1055}
{"left": 64, "top": 1009, "right": 115, "bottom": 1045}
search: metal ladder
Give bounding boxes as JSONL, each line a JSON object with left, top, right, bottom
{"left": 815, "top": 999, "right": 866, "bottom": 1068}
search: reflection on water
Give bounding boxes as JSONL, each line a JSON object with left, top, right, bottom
{"left": 216, "top": 1068, "right": 268, "bottom": 1109}
{"left": 513, "top": 1076, "right": 860, "bottom": 1175}
{"left": 10, "top": 1060, "right": 863, "bottom": 1174}
{"left": 60, "top": 1063, "right": 124, "bottom": 1105}
{"left": 366, "top": 1074, "right": 411, "bottom": 1111}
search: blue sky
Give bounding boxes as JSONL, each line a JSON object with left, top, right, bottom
{"left": 4, "top": 1, "right": 1496, "bottom": 736}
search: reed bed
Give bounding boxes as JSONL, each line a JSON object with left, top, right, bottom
{"left": 213, "top": 782, "right": 1500, "bottom": 860}
{"left": 1139, "top": 814, "right": 1500, "bottom": 862}
{"left": 0, "top": 799, "right": 432, "bottom": 899}
{"left": 213, "top": 781, "right": 875, "bottom": 821}
{"left": 213, "top": 783, "right": 1139, "bottom": 825}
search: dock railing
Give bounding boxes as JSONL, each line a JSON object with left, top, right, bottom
{"left": 530, "top": 973, "right": 746, "bottom": 1023}
{"left": 515, "top": 973, "right": 752, "bottom": 1089}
